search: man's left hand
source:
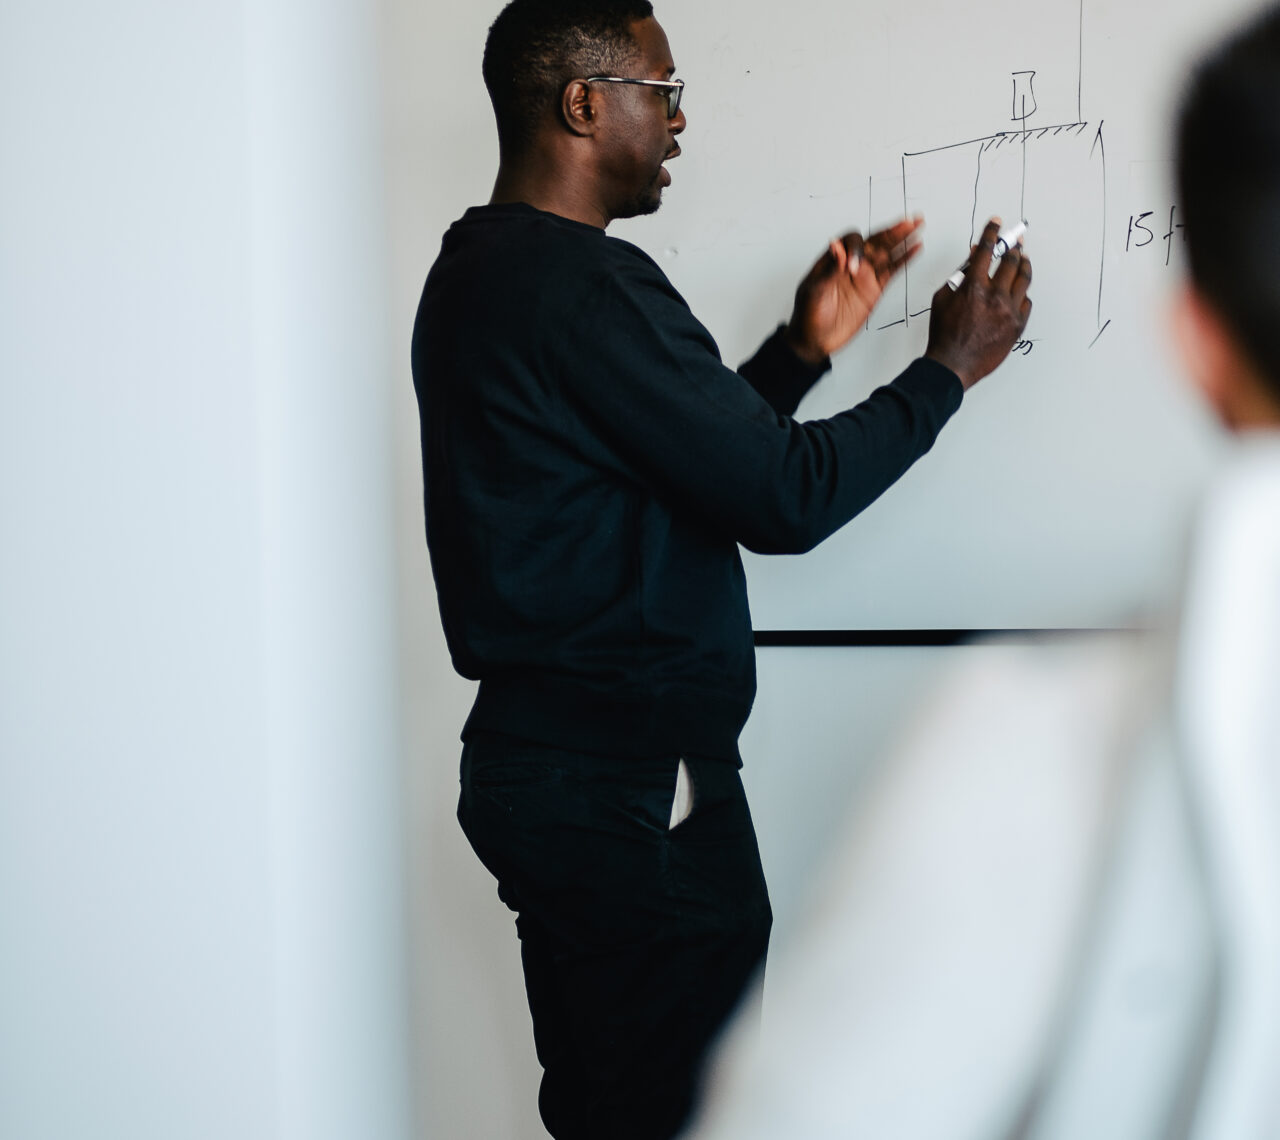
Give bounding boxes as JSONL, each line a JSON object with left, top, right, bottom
{"left": 786, "top": 217, "right": 924, "bottom": 366}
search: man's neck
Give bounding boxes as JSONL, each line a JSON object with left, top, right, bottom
{"left": 490, "top": 157, "right": 609, "bottom": 230}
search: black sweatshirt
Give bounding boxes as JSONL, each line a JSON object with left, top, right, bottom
{"left": 412, "top": 202, "right": 963, "bottom": 762}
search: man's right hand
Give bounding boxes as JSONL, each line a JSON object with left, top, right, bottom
{"left": 924, "top": 218, "right": 1032, "bottom": 391}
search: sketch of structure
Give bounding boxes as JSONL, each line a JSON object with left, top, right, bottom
{"left": 875, "top": 0, "right": 1110, "bottom": 352}
{"left": 1012, "top": 71, "right": 1038, "bottom": 121}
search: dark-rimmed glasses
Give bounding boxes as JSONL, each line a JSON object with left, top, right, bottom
{"left": 584, "top": 76, "right": 684, "bottom": 119}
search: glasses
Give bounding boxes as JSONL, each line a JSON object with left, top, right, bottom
{"left": 585, "top": 76, "right": 684, "bottom": 119}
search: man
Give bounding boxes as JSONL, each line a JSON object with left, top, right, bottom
{"left": 685, "top": 7, "right": 1280, "bottom": 1139}
{"left": 411, "top": 1, "right": 1030, "bottom": 1136}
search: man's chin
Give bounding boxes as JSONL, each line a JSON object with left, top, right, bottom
{"left": 614, "top": 187, "right": 664, "bottom": 220}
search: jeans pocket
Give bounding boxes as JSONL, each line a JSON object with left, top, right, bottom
{"left": 667, "top": 757, "right": 694, "bottom": 830}
{"left": 463, "top": 732, "right": 570, "bottom": 792}
{"left": 468, "top": 758, "right": 565, "bottom": 790}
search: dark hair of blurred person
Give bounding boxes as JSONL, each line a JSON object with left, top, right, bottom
{"left": 1176, "top": 3, "right": 1280, "bottom": 428}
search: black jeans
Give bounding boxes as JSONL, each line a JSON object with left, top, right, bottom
{"left": 458, "top": 731, "right": 773, "bottom": 1140}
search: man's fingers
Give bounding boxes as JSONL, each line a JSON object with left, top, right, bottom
{"left": 876, "top": 239, "right": 924, "bottom": 284}
{"left": 867, "top": 216, "right": 922, "bottom": 251}
{"left": 966, "top": 218, "right": 1001, "bottom": 284}
{"left": 1012, "top": 252, "right": 1032, "bottom": 305}
{"left": 840, "top": 232, "right": 866, "bottom": 257}
{"left": 863, "top": 230, "right": 921, "bottom": 282}
{"left": 808, "top": 239, "right": 844, "bottom": 285}
{"left": 822, "top": 216, "right": 923, "bottom": 292}
{"left": 872, "top": 215, "right": 924, "bottom": 249}
{"left": 886, "top": 230, "right": 922, "bottom": 268}
{"left": 819, "top": 233, "right": 863, "bottom": 281}
{"left": 991, "top": 243, "right": 1023, "bottom": 290}
{"left": 827, "top": 216, "right": 924, "bottom": 281}
{"left": 840, "top": 232, "right": 865, "bottom": 278}
{"left": 828, "top": 239, "right": 846, "bottom": 274}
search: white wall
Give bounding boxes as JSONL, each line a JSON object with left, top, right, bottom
{"left": 1, "top": 1, "right": 413, "bottom": 1137}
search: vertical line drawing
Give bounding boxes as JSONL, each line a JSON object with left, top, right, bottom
{"left": 1077, "top": 0, "right": 1084, "bottom": 122}
{"left": 1091, "top": 119, "right": 1107, "bottom": 336}
{"left": 901, "top": 153, "right": 909, "bottom": 326}
{"left": 970, "top": 143, "right": 983, "bottom": 247}
{"left": 866, "top": 175, "right": 873, "bottom": 332}
{"left": 1021, "top": 95, "right": 1029, "bottom": 220}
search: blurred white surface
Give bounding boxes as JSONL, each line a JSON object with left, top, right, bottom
{"left": 1, "top": 1, "right": 412, "bottom": 1137}
{"left": 689, "top": 442, "right": 1280, "bottom": 1140}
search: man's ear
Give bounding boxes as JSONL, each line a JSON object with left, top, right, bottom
{"left": 561, "top": 79, "right": 597, "bottom": 137}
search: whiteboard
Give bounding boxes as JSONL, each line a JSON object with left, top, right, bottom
{"left": 608, "top": 0, "right": 1277, "bottom": 630}
{"left": 410, "top": 0, "right": 1269, "bottom": 631}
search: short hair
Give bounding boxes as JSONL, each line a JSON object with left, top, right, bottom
{"left": 483, "top": 0, "right": 655, "bottom": 155}
{"left": 1177, "top": 3, "right": 1280, "bottom": 401}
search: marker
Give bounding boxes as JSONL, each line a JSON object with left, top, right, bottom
{"left": 947, "top": 220, "right": 1028, "bottom": 290}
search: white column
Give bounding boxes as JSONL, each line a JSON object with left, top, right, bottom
{"left": 0, "top": 0, "right": 413, "bottom": 1134}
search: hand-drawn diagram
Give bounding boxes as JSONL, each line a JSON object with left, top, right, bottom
{"left": 875, "top": 0, "right": 1110, "bottom": 352}
{"left": 1012, "top": 71, "right": 1039, "bottom": 122}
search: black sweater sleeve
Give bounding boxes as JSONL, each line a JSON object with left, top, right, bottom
{"left": 562, "top": 251, "right": 964, "bottom": 555}
{"left": 737, "top": 325, "right": 831, "bottom": 416}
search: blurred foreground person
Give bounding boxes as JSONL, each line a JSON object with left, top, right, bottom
{"left": 685, "top": 8, "right": 1280, "bottom": 1139}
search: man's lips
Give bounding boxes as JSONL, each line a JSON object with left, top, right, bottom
{"left": 660, "top": 145, "right": 681, "bottom": 185}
